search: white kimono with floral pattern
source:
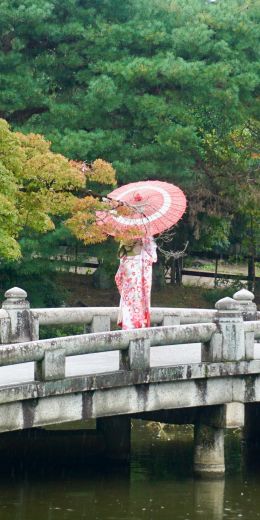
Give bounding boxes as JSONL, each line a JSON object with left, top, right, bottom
{"left": 115, "top": 238, "right": 157, "bottom": 330}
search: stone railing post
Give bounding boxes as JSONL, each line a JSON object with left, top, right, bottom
{"left": 91, "top": 315, "right": 110, "bottom": 333}
{"left": 119, "top": 337, "right": 150, "bottom": 371}
{"left": 233, "top": 288, "right": 257, "bottom": 321}
{"left": 233, "top": 289, "right": 257, "bottom": 361}
{"left": 1, "top": 287, "right": 38, "bottom": 344}
{"left": 202, "top": 297, "right": 245, "bottom": 362}
{"left": 35, "top": 347, "right": 66, "bottom": 381}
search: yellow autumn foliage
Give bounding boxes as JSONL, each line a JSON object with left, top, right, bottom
{"left": 0, "top": 118, "right": 118, "bottom": 260}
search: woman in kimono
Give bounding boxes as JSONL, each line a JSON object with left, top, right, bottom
{"left": 115, "top": 236, "right": 157, "bottom": 330}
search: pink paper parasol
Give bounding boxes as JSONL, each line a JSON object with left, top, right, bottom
{"left": 98, "top": 180, "right": 187, "bottom": 237}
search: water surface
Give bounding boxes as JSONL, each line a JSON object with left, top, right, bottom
{"left": 0, "top": 422, "right": 259, "bottom": 520}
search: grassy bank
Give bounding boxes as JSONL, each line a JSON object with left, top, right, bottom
{"left": 59, "top": 273, "right": 246, "bottom": 309}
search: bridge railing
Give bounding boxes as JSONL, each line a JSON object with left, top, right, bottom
{"left": 0, "top": 287, "right": 258, "bottom": 339}
{"left": 0, "top": 286, "right": 259, "bottom": 383}
{"left": 0, "top": 322, "right": 217, "bottom": 380}
{"left": 33, "top": 306, "right": 217, "bottom": 327}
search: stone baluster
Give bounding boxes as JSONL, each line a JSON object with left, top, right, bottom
{"left": 35, "top": 347, "right": 66, "bottom": 381}
{"left": 119, "top": 337, "right": 150, "bottom": 371}
{"left": 91, "top": 315, "right": 110, "bottom": 333}
{"left": 116, "top": 310, "right": 180, "bottom": 370}
{"left": 202, "top": 296, "right": 245, "bottom": 362}
{"left": 1, "top": 287, "right": 38, "bottom": 344}
{"left": 232, "top": 289, "right": 257, "bottom": 360}
{"left": 235, "top": 289, "right": 259, "bottom": 362}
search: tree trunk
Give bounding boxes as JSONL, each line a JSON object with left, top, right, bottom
{"left": 175, "top": 258, "right": 183, "bottom": 286}
{"left": 248, "top": 216, "right": 256, "bottom": 292}
{"left": 248, "top": 255, "right": 255, "bottom": 292}
{"left": 170, "top": 257, "right": 176, "bottom": 285}
{"left": 75, "top": 244, "right": 78, "bottom": 274}
{"left": 214, "top": 257, "right": 219, "bottom": 288}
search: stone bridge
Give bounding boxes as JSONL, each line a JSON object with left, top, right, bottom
{"left": 0, "top": 286, "right": 260, "bottom": 477}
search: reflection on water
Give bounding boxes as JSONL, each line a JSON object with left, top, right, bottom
{"left": 193, "top": 479, "right": 224, "bottom": 520}
{"left": 0, "top": 422, "right": 259, "bottom": 519}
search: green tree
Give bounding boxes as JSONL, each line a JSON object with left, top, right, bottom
{"left": 190, "top": 120, "right": 260, "bottom": 286}
{"left": 1, "top": 0, "right": 258, "bottom": 186}
{"left": 1, "top": 0, "right": 259, "bottom": 286}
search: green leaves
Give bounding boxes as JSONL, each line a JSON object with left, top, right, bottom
{"left": 0, "top": 0, "right": 259, "bottom": 260}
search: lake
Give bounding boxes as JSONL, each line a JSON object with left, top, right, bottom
{"left": 0, "top": 421, "right": 259, "bottom": 520}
